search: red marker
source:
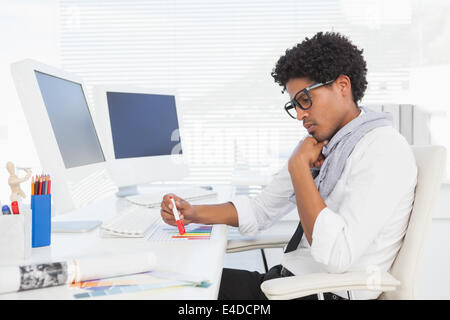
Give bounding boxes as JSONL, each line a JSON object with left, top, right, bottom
{"left": 11, "top": 201, "right": 19, "bottom": 215}
{"left": 169, "top": 196, "right": 185, "bottom": 235}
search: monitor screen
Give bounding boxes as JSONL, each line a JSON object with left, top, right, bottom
{"left": 106, "top": 92, "right": 182, "bottom": 159}
{"left": 34, "top": 71, "right": 105, "bottom": 169}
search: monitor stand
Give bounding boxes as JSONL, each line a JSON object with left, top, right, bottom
{"left": 116, "top": 185, "right": 139, "bottom": 197}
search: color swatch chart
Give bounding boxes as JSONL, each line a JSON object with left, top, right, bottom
{"left": 146, "top": 223, "right": 213, "bottom": 242}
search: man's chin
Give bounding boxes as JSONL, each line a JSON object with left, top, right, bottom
{"left": 312, "top": 132, "right": 331, "bottom": 143}
{"left": 310, "top": 132, "right": 322, "bottom": 141}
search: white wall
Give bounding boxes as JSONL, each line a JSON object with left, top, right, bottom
{"left": 0, "top": 0, "right": 60, "bottom": 201}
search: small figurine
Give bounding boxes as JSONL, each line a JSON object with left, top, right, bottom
{"left": 6, "top": 161, "right": 32, "bottom": 202}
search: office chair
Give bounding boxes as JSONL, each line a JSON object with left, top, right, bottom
{"left": 228, "top": 145, "right": 446, "bottom": 299}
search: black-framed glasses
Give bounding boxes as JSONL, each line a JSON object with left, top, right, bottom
{"left": 284, "top": 80, "right": 335, "bottom": 119}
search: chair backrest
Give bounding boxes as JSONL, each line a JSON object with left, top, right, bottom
{"left": 380, "top": 145, "right": 446, "bottom": 299}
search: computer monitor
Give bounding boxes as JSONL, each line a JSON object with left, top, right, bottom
{"left": 11, "top": 59, "right": 117, "bottom": 215}
{"left": 92, "top": 85, "right": 189, "bottom": 197}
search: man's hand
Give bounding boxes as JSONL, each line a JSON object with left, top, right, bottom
{"left": 160, "top": 193, "right": 198, "bottom": 226}
{"left": 288, "top": 137, "right": 328, "bottom": 172}
{"left": 287, "top": 136, "right": 328, "bottom": 245}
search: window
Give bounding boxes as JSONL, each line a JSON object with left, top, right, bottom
{"left": 59, "top": 0, "right": 450, "bottom": 184}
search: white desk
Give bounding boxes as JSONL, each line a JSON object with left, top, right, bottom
{"left": 0, "top": 185, "right": 232, "bottom": 300}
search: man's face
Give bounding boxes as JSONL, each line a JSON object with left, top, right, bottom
{"left": 286, "top": 77, "right": 349, "bottom": 142}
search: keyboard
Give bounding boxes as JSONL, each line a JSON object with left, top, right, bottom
{"left": 125, "top": 186, "right": 217, "bottom": 207}
{"left": 100, "top": 206, "right": 162, "bottom": 238}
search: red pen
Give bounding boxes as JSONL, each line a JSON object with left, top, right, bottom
{"left": 169, "top": 196, "right": 185, "bottom": 235}
{"left": 11, "top": 201, "right": 19, "bottom": 215}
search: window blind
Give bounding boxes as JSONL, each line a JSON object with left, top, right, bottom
{"left": 59, "top": 0, "right": 422, "bottom": 185}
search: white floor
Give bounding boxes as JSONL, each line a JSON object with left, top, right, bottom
{"left": 223, "top": 219, "right": 450, "bottom": 299}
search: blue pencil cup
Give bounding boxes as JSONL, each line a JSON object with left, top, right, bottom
{"left": 31, "top": 194, "right": 51, "bottom": 247}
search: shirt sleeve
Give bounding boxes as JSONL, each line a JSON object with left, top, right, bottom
{"left": 230, "top": 161, "right": 297, "bottom": 235}
{"left": 310, "top": 133, "right": 417, "bottom": 273}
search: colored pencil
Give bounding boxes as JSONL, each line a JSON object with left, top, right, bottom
{"left": 38, "top": 176, "right": 42, "bottom": 195}
{"left": 34, "top": 176, "right": 39, "bottom": 195}
{"left": 47, "top": 177, "right": 51, "bottom": 194}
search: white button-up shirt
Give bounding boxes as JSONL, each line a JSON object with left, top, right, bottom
{"left": 231, "top": 125, "right": 417, "bottom": 300}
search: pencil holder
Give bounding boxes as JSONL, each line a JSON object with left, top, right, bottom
{"left": 31, "top": 194, "right": 51, "bottom": 247}
{"left": 0, "top": 206, "right": 32, "bottom": 262}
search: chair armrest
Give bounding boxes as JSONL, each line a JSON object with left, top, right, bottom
{"left": 261, "top": 271, "right": 400, "bottom": 300}
{"left": 226, "top": 220, "right": 297, "bottom": 253}
{"left": 226, "top": 238, "right": 288, "bottom": 253}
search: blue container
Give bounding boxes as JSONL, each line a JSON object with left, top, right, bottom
{"left": 31, "top": 194, "right": 51, "bottom": 247}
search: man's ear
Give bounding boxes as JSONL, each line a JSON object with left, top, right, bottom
{"left": 334, "top": 74, "right": 352, "bottom": 98}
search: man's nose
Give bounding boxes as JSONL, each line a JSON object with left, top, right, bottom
{"left": 296, "top": 106, "right": 308, "bottom": 121}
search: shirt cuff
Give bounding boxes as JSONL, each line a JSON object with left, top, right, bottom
{"left": 229, "top": 195, "right": 259, "bottom": 235}
{"left": 310, "top": 207, "right": 346, "bottom": 265}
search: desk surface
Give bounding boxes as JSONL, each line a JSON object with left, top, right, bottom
{"left": 0, "top": 185, "right": 233, "bottom": 300}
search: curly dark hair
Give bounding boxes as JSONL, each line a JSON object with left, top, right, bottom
{"left": 271, "top": 32, "right": 368, "bottom": 103}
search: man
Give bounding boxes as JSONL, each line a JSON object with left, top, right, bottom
{"left": 160, "top": 32, "right": 417, "bottom": 300}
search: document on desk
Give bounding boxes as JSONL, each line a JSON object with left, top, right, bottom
{"left": 145, "top": 223, "right": 213, "bottom": 242}
{"left": 70, "top": 270, "right": 211, "bottom": 299}
{"left": 0, "top": 251, "right": 156, "bottom": 295}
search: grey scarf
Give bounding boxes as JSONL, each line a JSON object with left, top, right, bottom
{"left": 309, "top": 106, "right": 393, "bottom": 199}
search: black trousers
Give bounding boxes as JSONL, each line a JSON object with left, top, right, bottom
{"left": 218, "top": 265, "right": 347, "bottom": 300}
